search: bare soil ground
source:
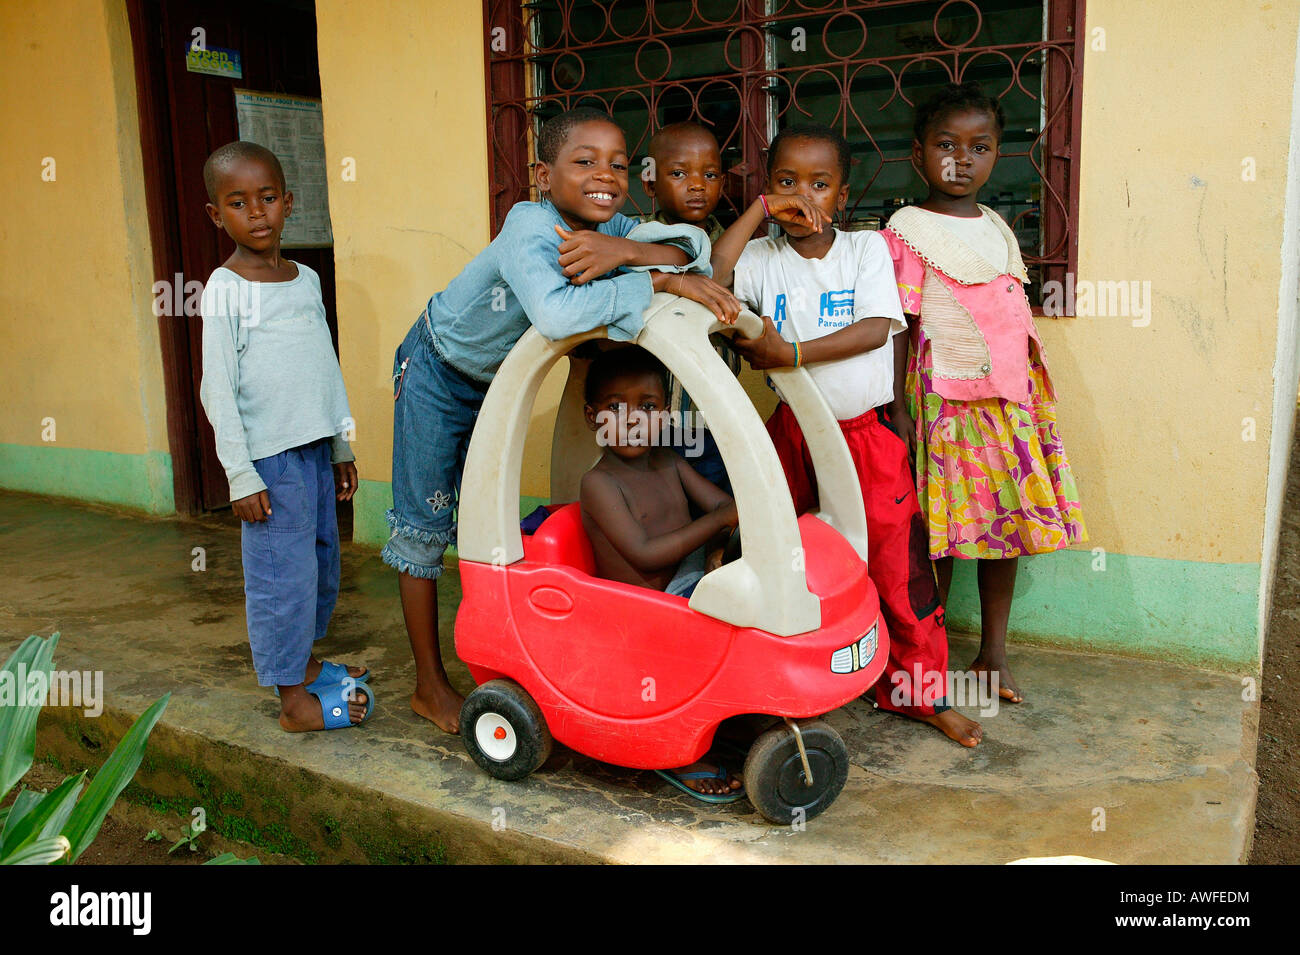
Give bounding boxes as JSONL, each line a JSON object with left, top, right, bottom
{"left": 1251, "top": 412, "right": 1300, "bottom": 864}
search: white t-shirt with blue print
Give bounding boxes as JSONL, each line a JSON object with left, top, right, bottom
{"left": 733, "top": 229, "right": 906, "bottom": 421}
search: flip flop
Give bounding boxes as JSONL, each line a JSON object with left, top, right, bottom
{"left": 275, "top": 660, "right": 370, "bottom": 696}
{"left": 654, "top": 765, "right": 745, "bottom": 805}
{"left": 315, "top": 680, "right": 375, "bottom": 730}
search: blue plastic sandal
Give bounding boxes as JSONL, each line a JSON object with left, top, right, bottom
{"left": 654, "top": 765, "right": 745, "bottom": 804}
{"left": 316, "top": 680, "right": 375, "bottom": 730}
{"left": 308, "top": 660, "right": 370, "bottom": 693}
{"left": 275, "top": 660, "right": 370, "bottom": 697}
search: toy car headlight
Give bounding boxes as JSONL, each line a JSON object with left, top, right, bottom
{"left": 830, "top": 623, "right": 878, "bottom": 674}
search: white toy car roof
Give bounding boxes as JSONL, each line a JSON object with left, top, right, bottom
{"left": 456, "top": 293, "right": 869, "bottom": 637}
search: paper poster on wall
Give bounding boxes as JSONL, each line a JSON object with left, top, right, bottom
{"left": 233, "top": 90, "right": 333, "bottom": 248}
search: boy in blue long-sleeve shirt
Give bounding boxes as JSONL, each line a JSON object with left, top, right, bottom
{"left": 387, "top": 107, "right": 741, "bottom": 733}
{"left": 199, "top": 141, "right": 371, "bottom": 732}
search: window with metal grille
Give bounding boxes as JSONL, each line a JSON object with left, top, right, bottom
{"left": 484, "top": 0, "right": 1084, "bottom": 306}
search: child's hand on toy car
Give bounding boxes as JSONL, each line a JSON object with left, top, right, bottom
{"left": 655, "top": 272, "right": 742, "bottom": 325}
{"left": 732, "top": 314, "right": 796, "bottom": 370}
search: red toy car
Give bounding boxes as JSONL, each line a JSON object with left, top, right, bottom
{"left": 453, "top": 298, "right": 889, "bottom": 823}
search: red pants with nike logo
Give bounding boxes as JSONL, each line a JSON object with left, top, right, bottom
{"left": 767, "top": 401, "right": 949, "bottom": 717}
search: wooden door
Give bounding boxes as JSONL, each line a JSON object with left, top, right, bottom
{"left": 130, "top": 0, "right": 346, "bottom": 531}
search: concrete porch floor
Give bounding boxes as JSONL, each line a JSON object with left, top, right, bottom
{"left": 0, "top": 491, "right": 1257, "bottom": 864}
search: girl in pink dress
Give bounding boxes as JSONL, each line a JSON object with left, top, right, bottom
{"left": 881, "top": 83, "right": 1087, "bottom": 703}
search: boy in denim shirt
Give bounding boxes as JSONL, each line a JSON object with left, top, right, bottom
{"left": 387, "top": 108, "right": 740, "bottom": 733}
{"left": 199, "top": 141, "right": 371, "bottom": 732}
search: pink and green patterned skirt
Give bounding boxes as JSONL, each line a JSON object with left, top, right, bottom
{"left": 905, "top": 334, "right": 1087, "bottom": 560}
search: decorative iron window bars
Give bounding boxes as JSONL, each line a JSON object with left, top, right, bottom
{"left": 484, "top": 0, "right": 1085, "bottom": 302}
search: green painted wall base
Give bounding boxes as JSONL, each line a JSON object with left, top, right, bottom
{"left": 353, "top": 478, "right": 395, "bottom": 550}
{"left": 0, "top": 443, "right": 174, "bottom": 514}
{"left": 943, "top": 548, "right": 1260, "bottom": 670}
{"left": 351, "top": 478, "right": 547, "bottom": 557}
{"left": 347, "top": 480, "right": 1266, "bottom": 670}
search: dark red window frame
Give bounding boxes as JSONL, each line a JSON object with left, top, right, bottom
{"left": 482, "top": 0, "right": 1086, "bottom": 303}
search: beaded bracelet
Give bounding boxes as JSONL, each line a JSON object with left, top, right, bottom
{"left": 759, "top": 193, "right": 772, "bottom": 219}
{"left": 792, "top": 340, "right": 802, "bottom": 368}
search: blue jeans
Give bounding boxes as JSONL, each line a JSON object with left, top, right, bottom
{"left": 381, "top": 314, "right": 489, "bottom": 579}
{"left": 665, "top": 546, "right": 706, "bottom": 599}
{"left": 241, "top": 439, "right": 339, "bottom": 686}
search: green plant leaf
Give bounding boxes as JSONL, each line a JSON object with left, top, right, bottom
{"left": 0, "top": 788, "right": 40, "bottom": 846}
{"left": 59, "top": 693, "right": 169, "bottom": 863}
{"left": 0, "top": 634, "right": 59, "bottom": 800}
{"left": 0, "top": 772, "right": 84, "bottom": 858}
{"left": 37, "top": 773, "right": 87, "bottom": 841}
{"left": 0, "top": 834, "right": 69, "bottom": 866}
{"left": 204, "top": 851, "right": 260, "bottom": 865}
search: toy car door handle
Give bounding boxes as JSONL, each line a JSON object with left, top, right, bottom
{"left": 528, "top": 585, "right": 574, "bottom": 616}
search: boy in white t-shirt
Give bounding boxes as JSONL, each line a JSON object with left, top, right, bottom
{"left": 711, "top": 125, "right": 983, "bottom": 747}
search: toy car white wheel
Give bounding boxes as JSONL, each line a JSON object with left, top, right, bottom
{"left": 743, "top": 720, "right": 849, "bottom": 825}
{"left": 460, "top": 679, "right": 553, "bottom": 782}
{"left": 475, "top": 713, "right": 517, "bottom": 761}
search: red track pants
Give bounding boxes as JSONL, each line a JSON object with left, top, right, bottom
{"left": 767, "top": 402, "right": 950, "bottom": 717}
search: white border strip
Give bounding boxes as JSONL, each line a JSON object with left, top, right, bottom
{"left": 1259, "top": 14, "right": 1300, "bottom": 665}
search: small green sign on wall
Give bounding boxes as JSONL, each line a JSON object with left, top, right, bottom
{"left": 185, "top": 44, "right": 242, "bottom": 80}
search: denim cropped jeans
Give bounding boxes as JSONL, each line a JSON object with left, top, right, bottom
{"left": 240, "top": 438, "right": 339, "bottom": 686}
{"left": 381, "top": 314, "right": 488, "bottom": 579}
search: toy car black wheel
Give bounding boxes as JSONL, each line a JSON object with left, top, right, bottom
{"left": 460, "top": 679, "right": 553, "bottom": 782}
{"left": 743, "top": 720, "right": 849, "bottom": 825}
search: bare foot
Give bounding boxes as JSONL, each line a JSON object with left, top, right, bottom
{"left": 922, "top": 708, "right": 983, "bottom": 747}
{"left": 278, "top": 684, "right": 370, "bottom": 732}
{"left": 970, "top": 658, "right": 1023, "bottom": 703}
{"left": 411, "top": 682, "right": 465, "bottom": 735}
{"left": 666, "top": 761, "right": 743, "bottom": 796}
{"left": 304, "top": 656, "right": 368, "bottom": 684}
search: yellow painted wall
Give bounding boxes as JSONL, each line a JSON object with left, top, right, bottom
{"left": 1050, "top": 0, "right": 1299, "bottom": 563}
{"left": 315, "top": 0, "right": 499, "bottom": 499}
{"left": 0, "top": 1, "right": 167, "bottom": 463}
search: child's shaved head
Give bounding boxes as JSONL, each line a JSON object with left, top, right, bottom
{"left": 537, "top": 107, "right": 620, "bottom": 165}
{"left": 584, "top": 345, "right": 669, "bottom": 407}
{"left": 648, "top": 121, "right": 719, "bottom": 161}
{"left": 203, "top": 141, "right": 287, "bottom": 202}
{"left": 643, "top": 121, "right": 724, "bottom": 227}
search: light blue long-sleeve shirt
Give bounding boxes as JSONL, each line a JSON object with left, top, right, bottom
{"left": 199, "top": 263, "right": 354, "bottom": 501}
{"left": 422, "top": 199, "right": 710, "bottom": 382}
